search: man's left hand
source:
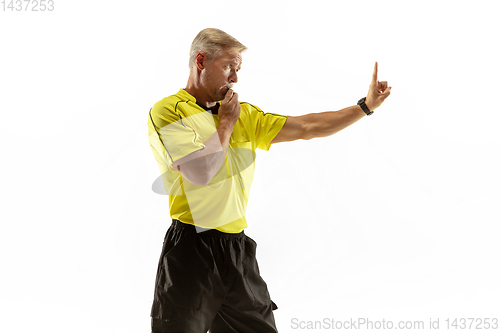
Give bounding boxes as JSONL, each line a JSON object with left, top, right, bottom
{"left": 365, "top": 62, "right": 392, "bottom": 111}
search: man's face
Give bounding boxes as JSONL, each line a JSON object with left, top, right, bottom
{"left": 201, "top": 49, "right": 242, "bottom": 102}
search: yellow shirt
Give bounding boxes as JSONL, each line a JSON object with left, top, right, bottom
{"left": 148, "top": 88, "right": 288, "bottom": 233}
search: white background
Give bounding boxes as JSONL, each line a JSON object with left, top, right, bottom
{"left": 1, "top": 0, "right": 499, "bottom": 332}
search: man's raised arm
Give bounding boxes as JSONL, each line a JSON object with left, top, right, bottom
{"left": 271, "top": 62, "right": 392, "bottom": 144}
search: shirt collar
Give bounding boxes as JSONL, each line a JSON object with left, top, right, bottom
{"left": 177, "top": 88, "right": 220, "bottom": 115}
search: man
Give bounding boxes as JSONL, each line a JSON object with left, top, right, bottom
{"left": 147, "top": 28, "right": 391, "bottom": 332}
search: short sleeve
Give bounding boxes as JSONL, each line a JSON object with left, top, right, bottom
{"left": 148, "top": 103, "right": 205, "bottom": 167}
{"left": 249, "top": 104, "right": 288, "bottom": 151}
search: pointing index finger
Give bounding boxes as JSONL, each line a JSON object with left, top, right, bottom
{"left": 372, "top": 61, "right": 378, "bottom": 84}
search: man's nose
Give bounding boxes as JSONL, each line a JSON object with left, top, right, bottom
{"left": 229, "top": 72, "right": 238, "bottom": 83}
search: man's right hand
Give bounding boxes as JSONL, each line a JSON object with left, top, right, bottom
{"left": 365, "top": 62, "right": 392, "bottom": 111}
{"left": 219, "top": 89, "right": 241, "bottom": 126}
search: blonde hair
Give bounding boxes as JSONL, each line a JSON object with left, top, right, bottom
{"left": 189, "top": 28, "right": 247, "bottom": 68}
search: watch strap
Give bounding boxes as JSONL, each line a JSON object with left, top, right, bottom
{"left": 357, "top": 97, "right": 374, "bottom": 116}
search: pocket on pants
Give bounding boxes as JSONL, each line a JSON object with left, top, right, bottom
{"left": 152, "top": 232, "right": 211, "bottom": 314}
{"left": 243, "top": 236, "right": 273, "bottom": 307}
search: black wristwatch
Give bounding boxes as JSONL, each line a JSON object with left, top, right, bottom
{"left": 357, "top": 97, "right": 374, "bottom": 116}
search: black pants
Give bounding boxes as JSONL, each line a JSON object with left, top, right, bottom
{"left": 151, "top": 219, "right": 278, "bottom": 333}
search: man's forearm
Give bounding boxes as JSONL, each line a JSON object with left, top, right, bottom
{"left": 199, "top": 121, "right": 234, "bottom": 181}
{"left": 173, "top": 120, "right": 234, "bottom": 185}
{"left": 303, "top": 105, "right": 366, "bottom": 140}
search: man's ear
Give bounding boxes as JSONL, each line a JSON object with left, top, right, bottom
{"left": 196, "top": 52, "right": 206, "bottom": 71}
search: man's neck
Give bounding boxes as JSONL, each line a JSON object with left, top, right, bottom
{"left": 184, "top": 84, "right": 217, "bottom": 109}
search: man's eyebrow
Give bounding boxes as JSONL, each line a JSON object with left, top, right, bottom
{"left": 228, "top": 60, "right": 242, "bottom": 69}
{"left": 233, "top": 62, "right": 242, "bottom": 70}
